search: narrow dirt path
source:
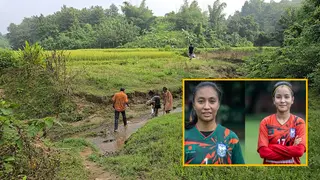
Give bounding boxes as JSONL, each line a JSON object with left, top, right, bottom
{"left": 80, "top": 147, "right": 120, "bottom": 180}
{"left": 86, "top": 107, "right": 182, "bottom": 154}
{"left": 78, "top": 107, "right": 182, "bottom": 180}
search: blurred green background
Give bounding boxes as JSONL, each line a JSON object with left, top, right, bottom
{"left": 245, "top": 81, "right": 307, "bottom": 164}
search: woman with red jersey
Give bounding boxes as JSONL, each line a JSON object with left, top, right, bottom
{"left": 257, "top": 81, "right": 306, "bottom": 164}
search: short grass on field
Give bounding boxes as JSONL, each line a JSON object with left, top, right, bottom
{"left": 51, "top": 138, "right": 99, "bottom": 180}
{"left": 65, "top": 49, "right": 236, "bottom": 96}
{"left": 245, "top": 114, "right": 307, "bottom": 164}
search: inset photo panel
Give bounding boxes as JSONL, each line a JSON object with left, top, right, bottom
{"left": 183, "top": 79, "right": 245, "bottom": 166}
{"left": 245, "top": 79, "right": 307, "bottom": 166}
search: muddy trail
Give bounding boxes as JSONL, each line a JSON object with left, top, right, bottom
{"left": 47, "top": 54, "right": 240, "bottom": 179}
{"left": 77, "top": 107, "right": 181, "bottom": 180}
{"left": 80, "top": 147, "right": 120, "bottom": 180}
{"left": 85, "top": 107, "right": 182, "bottom": 155}
{"left": 59, "top": 89, "right": 182, "bottom": 180}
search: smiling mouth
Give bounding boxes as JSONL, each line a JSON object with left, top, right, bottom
{"left": 202, "top": 112, "right": 212, "bottom": 116}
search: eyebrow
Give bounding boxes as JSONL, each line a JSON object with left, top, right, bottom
{"left": 275, "top": 93, "right": 291, "bottom": 96}
{"left": 196, "top": 97, "right": 217, "bottom": 99}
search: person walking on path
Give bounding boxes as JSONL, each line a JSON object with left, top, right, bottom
{"left": 112, "top": 88, "right": 129, "bottom": 132}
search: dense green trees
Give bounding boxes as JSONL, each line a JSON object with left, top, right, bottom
{"left": 242, "top": 0, "right": 320, "bottom": 89}
{"left": 0, "top": 33, "right": 10, "bottom": 49}
{"left": 239, "top": 0, "right": 302, "bottom": 46}
{"left": 3, "top": 0, "right": 303, "bottom": 49}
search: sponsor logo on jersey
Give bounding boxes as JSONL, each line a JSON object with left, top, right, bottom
{"left": 217, "top": 143, "right": 227, "bottom": 157}
{"left": 290, "top": 128, "right": 296, "bottom": 138}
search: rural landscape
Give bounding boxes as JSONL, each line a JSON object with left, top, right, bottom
{"left": 1, "top": 0, "right": 320, "bottom": 179}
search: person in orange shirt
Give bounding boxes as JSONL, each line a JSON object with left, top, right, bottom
{"left": 162, "top": 87, "right": 173, "bottom": 114}
{"left": 112, "top": 88, "right": 129, "bottom": 132}
{"left": 257, "top": 81, "right": 306, "bottom": 164}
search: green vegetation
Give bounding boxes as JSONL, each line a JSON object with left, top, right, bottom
{"left": 0, "top": 33, "right": 10, "bottom": 49}
{"left": 1, "top": 0, "right": 320, "bottom": 179}
{"left": 67, "top": 49, "right": 178, "bottom": 61}
{"left": 94, "top": 104, "right": 317, "bottom": 179}
{"left": 0, "top": 48, "right": 18, "bottom": 71}
{"left": 241, "top": 0, "right": 320, "bottom": 91}
{"left": 1, "top": 41, "right": 248, "bottom": 179}
{"left": 0, "top": 101, "right": 60, "bottom": 180}
{"left": 4, "top": 0, "right": 302, "bottom": 50}
{"left": 1, "top": 43, "right": 75, "bottom": 120}
{"left": 52, "top": 138, "right": 99, "bottom": 180}
{"left": 67, "top": 48, "right": 238, "bottom": 97}
{"left": 93, "top": 113, "right": 183, "bottom": 179}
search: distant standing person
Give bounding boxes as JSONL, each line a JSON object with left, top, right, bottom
{"left": 188, "top": 44, "right": 195, "bottom": 60}
{"left": 112, "top": 88, "right": 129, "bottom": 132}
{"left": 163, "top": 87, "right": 173, "bottom": 114}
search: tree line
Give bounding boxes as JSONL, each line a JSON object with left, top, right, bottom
{"left": 242, "top": 0, "right": 320, "bottom": 91}
{"left": 1, "top": 0, "right": 302, "bottom": 50}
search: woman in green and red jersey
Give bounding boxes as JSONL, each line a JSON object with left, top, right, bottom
{"left": 257, "top": 81, "right": 306, "bottom": 164}
{"left": 184, "top": 82, "right": 244, "bottom": 165}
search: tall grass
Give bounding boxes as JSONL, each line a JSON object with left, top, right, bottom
{"left": 67, "top": 50, "right": 178, "bottom": 61}
{"left": 53, "top": 138, "right": 99, "bottom": 180}
{"left": 66, "top": 49, "right": 235, "bottom": 96}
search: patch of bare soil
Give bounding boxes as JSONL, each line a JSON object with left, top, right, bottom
{"left": 198, "top": 51, "right": 252, "bottom": 62}
{"left": 80, "top": 147, "right": 120, "bottom": 180}
{"left": 215, "top": 65, "right": 243, "bottom": 78}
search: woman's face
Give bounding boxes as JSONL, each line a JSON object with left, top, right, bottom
{"left": 273, "top": 85, "right": 294, "bottom": 113}
{"left": 193, "top": 86, "right": 220, "bottom": 122}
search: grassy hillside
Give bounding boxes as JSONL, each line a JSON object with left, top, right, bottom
{"left": 66, "top": 49, "right": 237, "bottom": 96}
{"left": 3, "top": 46, "right": 314, "bottom": 180}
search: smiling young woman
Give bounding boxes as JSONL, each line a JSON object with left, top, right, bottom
{"left": 184, "top": 81, "right": 244, "bottom": 165}
{"left": 257, "top": 81, "right": 306, "bottom": 164}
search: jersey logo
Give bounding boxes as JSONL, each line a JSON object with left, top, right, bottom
{"left": 268, "top": 129, "right": 274, "bottom": 136}
{"left": 217, "top": 143, "right": 227, "bottom": 157}
{"left": 290, "top": 128, "right": 296, "bottom": 138}
{"left": 185, "top": 144, "right": 196, "bottom": 154}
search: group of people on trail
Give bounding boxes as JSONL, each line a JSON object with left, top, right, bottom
{"left": 111, "top": 44, "right": 192, "bottom": 132}
{"left": 112, "top": 87, "right": 173, "bottom": 132}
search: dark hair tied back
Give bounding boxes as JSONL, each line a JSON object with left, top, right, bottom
{"left": 272, "top": 81, "right": 293, "bottom": 97}
{"left": 185, "top": 81, "right": 222, "bottom": 129}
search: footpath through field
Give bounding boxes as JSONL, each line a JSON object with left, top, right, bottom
{"left": 79, "top": 107, "right": 182, "bottom": 180}
{"left": 87, "top": 107, "right": 182, "bottom": 154}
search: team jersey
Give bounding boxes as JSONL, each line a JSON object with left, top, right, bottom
{"left": 184, "top": 124, "right": 244, "bottom": 164}
{"left": 257, "top": 114, "right": 306, "bottom": 164}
